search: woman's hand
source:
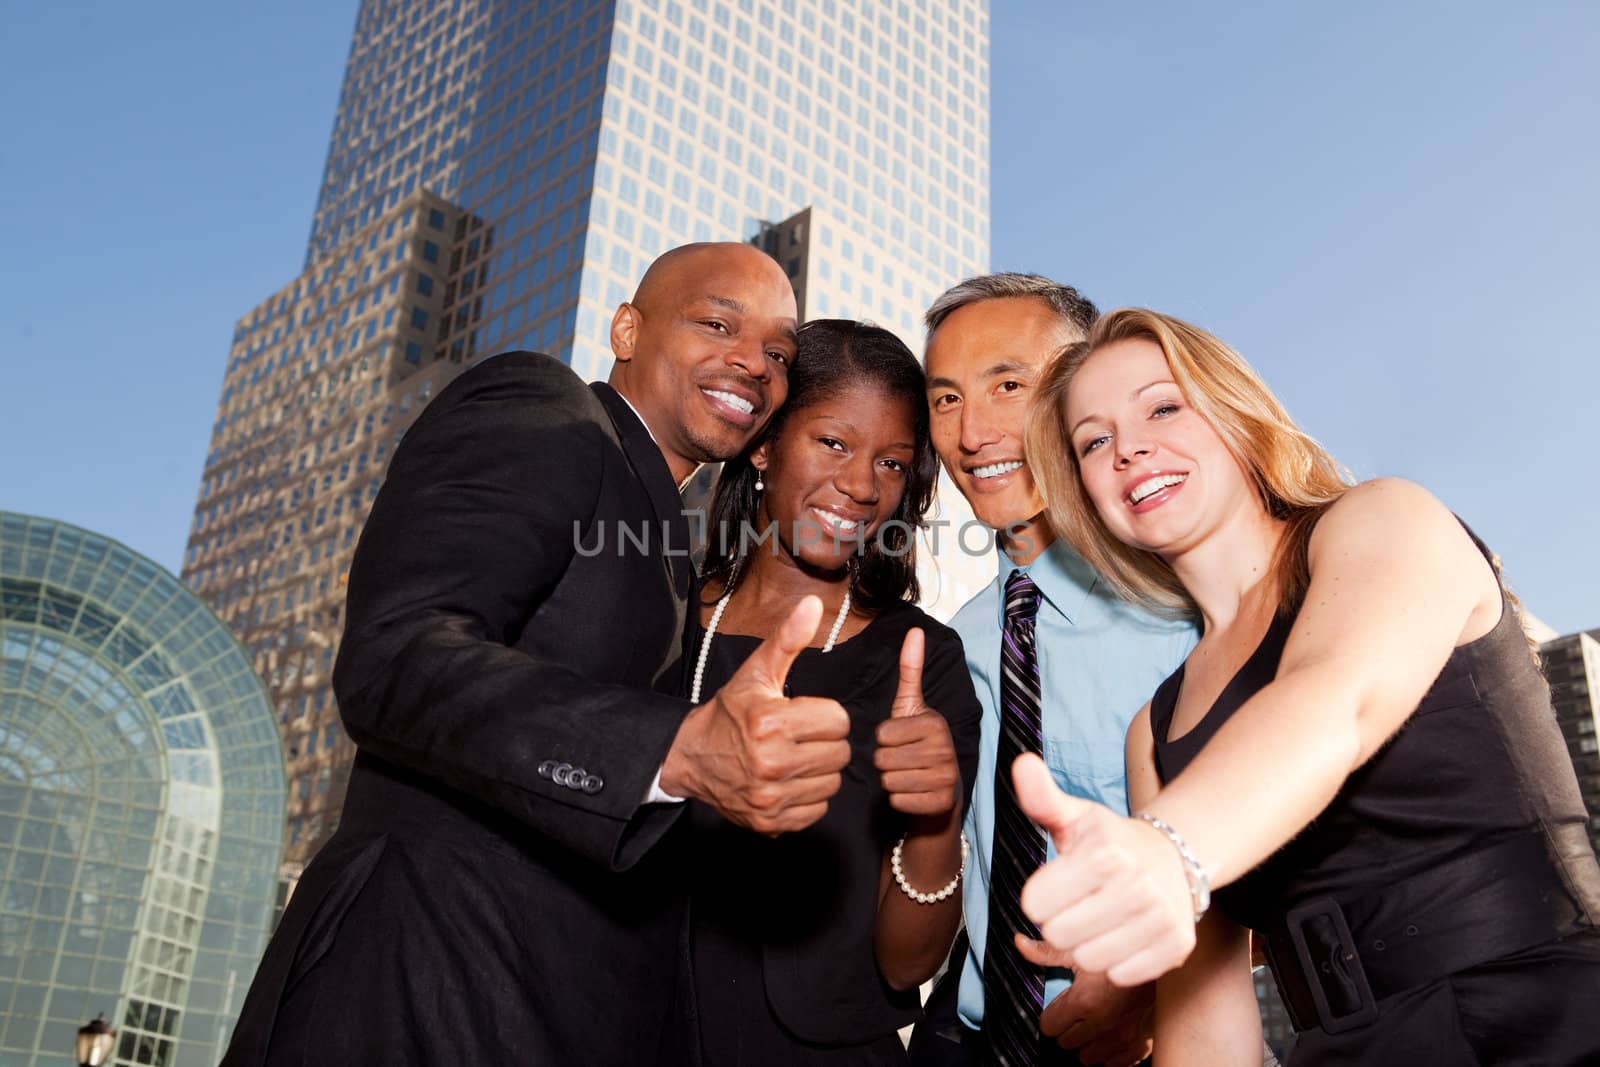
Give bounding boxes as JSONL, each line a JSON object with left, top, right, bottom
{"left": 872, "top": 628, "right": 967, "bottom": 989}
{"left": 874, "top": 628, "right": 961, "bottom": 817}
{"left": 1011, "top": 753, "right": 1198, "bottom": 986}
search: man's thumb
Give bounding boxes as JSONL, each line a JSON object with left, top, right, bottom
{"left": 737, "top": 595, "right": 822, "bottom": 692}
{"left": 1012, "top": 752, "right": 1090, "bottom": 838}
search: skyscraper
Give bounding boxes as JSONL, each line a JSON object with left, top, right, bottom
{"left": 1541, "top": 629, "right": 1600, "bottom": 854}
{"left": 182, "top": 0, "right": 992, "bottom": 868}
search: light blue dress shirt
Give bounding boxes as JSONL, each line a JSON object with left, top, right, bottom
{"left": 954, "top": 537, "right": 1197, "bottom": 1031}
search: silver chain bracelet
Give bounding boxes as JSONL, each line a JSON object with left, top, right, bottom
{"left": 1136, "top": 813, "right": 1211, "bottom": 923}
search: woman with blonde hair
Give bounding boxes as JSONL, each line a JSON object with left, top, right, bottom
{"left": 1008, "top": 309, "right": 1600, "bottom": 1064}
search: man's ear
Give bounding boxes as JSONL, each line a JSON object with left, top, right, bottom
{"left": 610, "top": 303, "right": 639, "bottom": 363}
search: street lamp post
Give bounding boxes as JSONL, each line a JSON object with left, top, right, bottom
{"left": 75, "top": 1013, "right": 116, "bottom": 1067}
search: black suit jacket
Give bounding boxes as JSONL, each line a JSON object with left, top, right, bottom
{"left": 221, "top": 352, "right": 700, "bottom": 1066}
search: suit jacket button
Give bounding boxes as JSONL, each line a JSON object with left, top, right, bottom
{"left": 537, "top": 760, "right": 555, "bottom": 779}
{"left": 567, "top": 767, "right": 588, "bottom": 790}
{"left": 582, "top": 774, "right": 604, "bottom": 794}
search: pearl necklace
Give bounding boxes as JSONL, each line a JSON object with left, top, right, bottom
{"left": 689, "top": 575, "right": 852, "bottom": 703}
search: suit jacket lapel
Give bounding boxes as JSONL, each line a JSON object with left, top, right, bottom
{"left": 590, "top": 382, "right": 693, "bottom": 599}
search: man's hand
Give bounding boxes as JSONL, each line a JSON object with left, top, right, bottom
{"left": 1040, "top": 972, "right": 1154, "bottom": 1067}
{"left": 873, "top": 628, "right": 961, "bottom": 817}
{"left": 661, "top": 596, "right": 852, "bottom": 834}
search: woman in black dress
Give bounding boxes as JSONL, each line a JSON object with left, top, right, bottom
{"left": 1009, "top": 309, "right": 1600, "bottom": 1065}
{"left": 685, "top": 319, "right": 982, "bottom": 1066}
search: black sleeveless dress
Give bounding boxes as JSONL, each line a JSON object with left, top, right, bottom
{"left": 1150, "top": 543, "right": 1600, "bottom": 1065}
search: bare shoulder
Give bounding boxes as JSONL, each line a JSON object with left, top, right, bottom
{"left": 1308, "top": 478, "right": 1464, "bottom": 561}
{"left": 1305, "top": 478, "right": 1500, "bottom": 637}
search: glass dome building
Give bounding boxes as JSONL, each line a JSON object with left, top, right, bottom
{"left": 0, "top": 513, "right": 286, "bottom": 1066}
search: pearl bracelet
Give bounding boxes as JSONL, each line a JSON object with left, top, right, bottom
{"left": 890, "top": 831, "right": 968, "bottom": 904}
{"left": 1136, "top": 813, "right": 1210, "bottom": 923}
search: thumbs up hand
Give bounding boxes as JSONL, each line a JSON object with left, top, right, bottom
{"left": 873, "top": 628, "right": 962, "bottom": 818}
{"left": 661, "top": 596, "right": 853, "bottom": 835}
{"left": 1010, "top": 753, "right": 1198, "bottom": 986}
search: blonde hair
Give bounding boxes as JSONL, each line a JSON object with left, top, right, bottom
{"left": 1026, "top": 309, "right": 1353, "bottom": 618}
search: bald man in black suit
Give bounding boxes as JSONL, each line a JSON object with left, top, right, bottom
{"left": 221, "top": 244, "right": 854, "bottom": 1066}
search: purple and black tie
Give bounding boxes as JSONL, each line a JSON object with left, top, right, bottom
{"left": 980, "top": 569, "right": 1048, "bottom": 1066}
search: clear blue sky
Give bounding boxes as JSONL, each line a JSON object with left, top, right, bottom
{"left": 3, "top": 2, "right": 1597, "bottom": 633}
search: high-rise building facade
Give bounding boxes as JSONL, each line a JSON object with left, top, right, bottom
{"left": 1541, "top": 630, "right": 1600, "bottom": 854}
{"left": 183, "top": 0, "right": 992, "bottom": 867}
{"left": 1255, "top": 966, "right": 1295, "bottom": 1062}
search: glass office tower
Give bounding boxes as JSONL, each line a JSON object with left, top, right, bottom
{"left": 184, "top": 0, "right": 992, "bottom": 868}
{"left": 0, "top": 513, "right": 286, "bottom": 1067}
{"left": 1541, "top": 631, "right": 1600, "bottom": 854}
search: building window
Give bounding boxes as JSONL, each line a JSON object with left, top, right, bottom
{"left": 411, "top": 308, "right": 428, "bottom": 330}
{"left": 417, "top": 274, "right": 434, "bottom": 296}
{"left": 422, "top": 240, "right": 440, "bottom": 263}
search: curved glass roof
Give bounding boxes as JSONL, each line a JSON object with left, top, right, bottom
{"left": 0, "top": 513, "right": 286, "bottom": 1067}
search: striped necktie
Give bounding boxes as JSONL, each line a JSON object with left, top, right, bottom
{"left": 981, "top": 569, "right": 1048, "bottom": 1065}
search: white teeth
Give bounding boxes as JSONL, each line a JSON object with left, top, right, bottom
{"left": 811, "top": 507, "right": 861, "bottom": 534}
{"left": 972, "top": 460, "right": 1024, "bottom": 480}
{"left": 1129, "top": 473, "right": 1186, "bottom": 504}
{"left": 705, "top": 388, "right": 754, "bottom": 415}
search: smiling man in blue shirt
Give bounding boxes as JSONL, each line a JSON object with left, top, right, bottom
{"left": 910, "top": 275, "right": 1196, "bottom": 1067}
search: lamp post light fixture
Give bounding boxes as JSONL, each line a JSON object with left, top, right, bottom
{"left": 75, "top": 1013, "right": 116, "bottom": 1067}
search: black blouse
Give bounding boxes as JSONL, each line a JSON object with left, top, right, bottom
{"left": 1149, "top": 569, "right": 1600, "bottom": 937}
{"left": 683, "top": 600, "right": 983, "bottom": 1064}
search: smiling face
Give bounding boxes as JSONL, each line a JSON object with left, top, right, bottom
{"left": 1065, "top": 337, "right": 1257, "bottom": 556}
{"left": 609, "top": 243, "right": 799, "bottom": 483}
{"left": 925, "top": 297, "right": 1080, "bottom": 551}
{"left": 751, "top": 382, "right": 917, "bottom": 573}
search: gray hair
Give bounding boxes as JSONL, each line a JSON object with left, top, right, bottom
{"left": 924, "top": 272, "right": 1098, "bottom": 338}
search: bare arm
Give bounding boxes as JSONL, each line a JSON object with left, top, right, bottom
{"left": 1029, "top": 708, "right": 1161, "bottom": 1066}
{"left": 875, "top": 812, "right": 965, "bottom": 990}
{"left": 1151, "top": 912, "right": 1260, "bottom": 1067}
{"left": 1014, "top": 479, "right": 1505, "bottom": 984}
{"left": 1130, "top": 708, "right": 1260, "bottom": 1067}
{"left": 1144, "top": 479, "right": 1501, "bottom": 887}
